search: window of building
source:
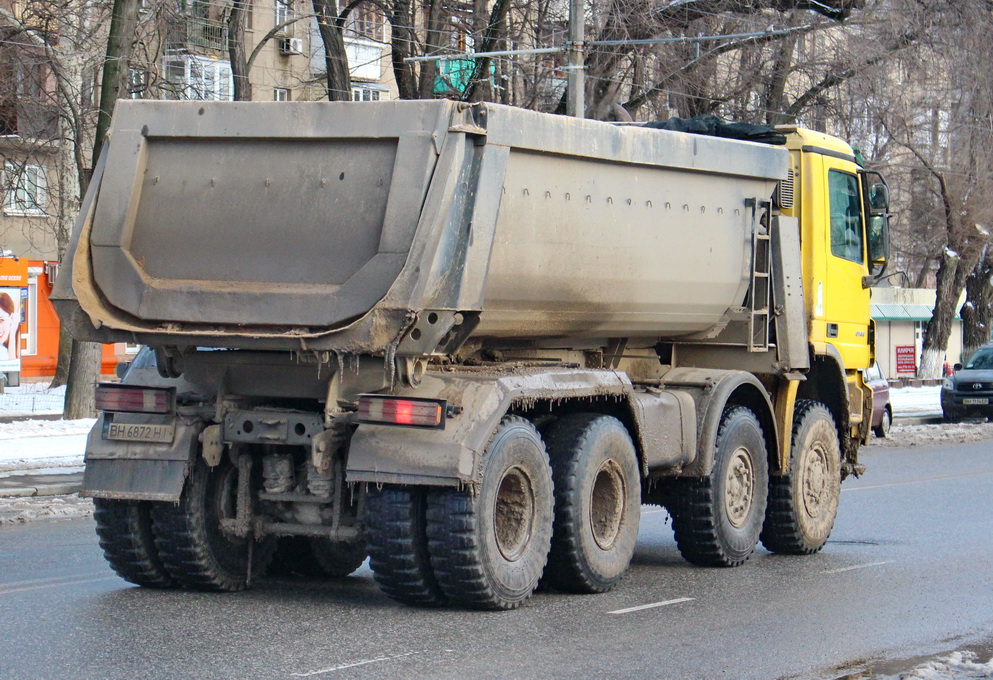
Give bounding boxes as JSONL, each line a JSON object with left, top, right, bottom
{"left": 163, "top": 54, "right": 234, "bottom": 101}
{"left": 3, "top": 163, "right": 47, "bottom": 216}
{"left": 828, "top": 169, "right": 863, "bottom": 263}
{"left": 128, "top": 68, "right": 148, "bottom": 99}
{"left": 344, "top": 4, "right": 386, "bottom": 42}
{"left": 274, "top": 87, "right": 290, "bottom": 101}
{"left": 351, "top": 87, "right": 385, "bottom": 101}
{"left": 275, "top": 0, "right": 293, "bottom": 33}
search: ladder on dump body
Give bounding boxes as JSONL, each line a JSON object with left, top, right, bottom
{"left": 747, "top": 198, "right": 773, "bottom": 352}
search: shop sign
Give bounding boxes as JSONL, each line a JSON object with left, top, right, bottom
{"left": 0, "top": 256, "right": 28, "bottom": 372}
{"left": 895, "top": 345, "right": 917, "bottom": 375}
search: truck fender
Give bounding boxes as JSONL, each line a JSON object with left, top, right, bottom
{"left": 80, "top": 415, "right": 202, "bottom": 502}
{"left": 659, "top": 368, "right": 778, "bottom": 478}
{"left": 345, "top": 369, "right": 632, "bottom": 488}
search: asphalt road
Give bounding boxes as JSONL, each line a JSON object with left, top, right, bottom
{"left": 1, "top": 439, "right": 992, "bottom": 680}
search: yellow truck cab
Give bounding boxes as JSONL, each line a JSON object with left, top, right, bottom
{"left": 780, "top": 126, "right": 890, "bottom": 448}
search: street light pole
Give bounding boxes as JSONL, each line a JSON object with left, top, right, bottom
{"left": 566, "top": 0, "right": 584, "bottom": 118}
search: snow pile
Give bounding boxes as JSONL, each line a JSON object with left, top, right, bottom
{"left": 0, "top": 495, "right": 93, "bottom": 526}
{"left": 886, "top": 650, "right": 993, "bottom": 679}
{"left": 869, "top": 421, "right": 993, "bottom": 448}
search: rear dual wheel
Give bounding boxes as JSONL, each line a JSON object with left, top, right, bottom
{"left": 93, "top": 498, "right": 175, "bottom": 588}
{"left": 152, "top": 458, "right": 276, "bottom": 592}
{"left": 426, "top": 416, "right": 554, "bottom": 610}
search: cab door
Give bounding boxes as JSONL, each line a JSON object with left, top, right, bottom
{"left": 821, "top": 162, "right": 871, "bottom": 370}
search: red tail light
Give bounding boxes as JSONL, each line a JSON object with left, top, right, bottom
{"left": 95, "top": 384, "right": 174, "bottom": 414}
{"left": 357, "top": 396, "right": 445, "bottom": 429}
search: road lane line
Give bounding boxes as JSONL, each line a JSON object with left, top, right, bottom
{"left": 0, "top": 576, "right": 117, "bottom": 596}
{"left": 641, "top": 508, "right": 665, "bottom": 515}
{"left": 843, "top": 469, "right": 993, "bottom": 492}
{"left": 820, "top": 561, "right": 892, "bottom": 575}
{"left": 608, "top": 597, "right": 694, "bottom": 615}
{"left": 291, "top": 650, "right": 453, "bottom": 677}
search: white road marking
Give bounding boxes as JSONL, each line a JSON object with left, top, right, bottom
{"left": 820, "top": 561, "right": 892, "bottom": 575}
{"left": 608, "top": 597, "right": 694, "bottom": 615}
{"left": 641, "top": 508, "right": 665, "bottom": 515}
{"left": 843, "top": 470, "right": 993, "bottom": 492}
{"left": 291, "top": 650, "right": 453, "bottom": 677}
{"left": 0, "top": 576, "right": 117, "bottom": 596}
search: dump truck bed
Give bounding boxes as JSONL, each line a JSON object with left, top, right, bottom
{"left": 54, "top": 100, "right": 787, "bottom": 354}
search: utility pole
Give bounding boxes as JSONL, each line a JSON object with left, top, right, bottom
{"left": 566, "top": 0, "right": 584, "bottom": 118}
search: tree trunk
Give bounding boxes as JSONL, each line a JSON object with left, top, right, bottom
{"left": 228, "top": 0, "right": 251, "bottom": 101}
{"left": 65, "top": 0, "right": 138, "bottom": 418}
{"left": 92, "top": 0, "right": 140, "bottom": 158}
{"left": 418, "top": 0, "right": 446, "bottom": 99}
{"left": 961, "top": 245, "right": 993, "bottom": 364}
{"left": 63, "top": 339, "right": 102, "bottom": 419}
{"left": 389, "top": 0, "right": 418, "bottom": 99}
{"left": 49, "top": 328, "right": 73, "bottom": 389}
{"left": 311, "top": 0, "right": 351, "bottom": 101}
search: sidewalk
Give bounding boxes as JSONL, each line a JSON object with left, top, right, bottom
{"left": 0, "top": 471, "right": 84, "bottom": 497}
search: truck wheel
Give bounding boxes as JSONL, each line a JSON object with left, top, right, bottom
{"left": 93, "top": 499, "right": 175, "bottom": 588}
{"left": 873, "top": 406, "right": 892, "bottom": 438}
{"left": 670, "top": 405, "right": 768, "bottom": 567}
{"left": 152, "top": 458, "right": 275, "bottom": 592}
{"left": 269, "top": 536, "right": 367, "bottom": 578}
{"left": 542, "top": 414, "right": 640, "bottom": 593}
{"left": 365, "top": 487, "right": 446, "bottom": 606}
{"left": 426, "top": 416, "right": 554, "bottom": 610}
{"left": 761, "top": 400, "right": 841, "bottom": 555}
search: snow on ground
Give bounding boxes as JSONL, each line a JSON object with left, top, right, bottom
{"left": 889, "top": 385, "right": 942, "bottom": 416}
{"left": 0, "top": 494, "right": 92, "bottom": 525}
{"left": 881, "top": 650, "right": 993, "bottom": 679}
{"left": 0, "top": 418, "right": 93, "bottom": 474}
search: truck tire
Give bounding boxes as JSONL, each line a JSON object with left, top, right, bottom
{"left": 365, "top": 487, "right": 446, "bottom": 606}
{"left": 93, "top": 499, "right": 175, "bottom": 588}
{"left": 269, "top": 536, "right": 367, "bottom": 578}
{"left": 670, "top": 405, "right": 768, "bottom": 567}
{"left": 761, "top": 400, "right": 841, "bottom": 555}
{"left": 426, "top": 416, "right": 554, "bottom": 610}
{"left": 542, "top": 414, "right": 640, "bottom": 593}
{"left": 151, "top": 457, "right": 275, "bottom": 592}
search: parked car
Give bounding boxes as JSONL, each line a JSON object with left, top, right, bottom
{"left": 863, "top": 361, "right": 892, "bottom": 437}
{"left": 941, "top": 343, "right": 993, "bottom": 422}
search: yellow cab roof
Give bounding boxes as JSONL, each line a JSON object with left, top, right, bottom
{"left": 775, "top": 125, "right": 859, "bottom": 163}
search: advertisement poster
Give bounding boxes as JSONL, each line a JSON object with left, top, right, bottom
{"left": 895, "top": 345, "right": 917, "bottom": 375}
{"left": 0, "top": 256, "right": 28, "bottom": 373}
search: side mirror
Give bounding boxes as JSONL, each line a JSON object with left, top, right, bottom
{"left": 115, "top": 361, "right": 132, "bottom": 380}
{"left": 869, "top": 183, "right": 889, "bottom": 212}
{"left": 954, "top": 363, "right": 963, "bottom": 372}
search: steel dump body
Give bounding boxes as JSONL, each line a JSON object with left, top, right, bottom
{"left": 55, "top": 100, "right": 787, "bottom": 353}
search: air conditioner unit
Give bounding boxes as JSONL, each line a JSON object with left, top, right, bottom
{"left": 279, "top": 37, "right": 304, "bottom": 56}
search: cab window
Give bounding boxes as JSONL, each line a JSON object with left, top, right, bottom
{"left": 829, "top": 170, "right": 864, "bottom": 263}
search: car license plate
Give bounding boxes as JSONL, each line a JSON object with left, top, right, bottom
{"left": 103, "top": 421, "right": 175, "bottom": 443}
{"left": 962, "top": 398, "right": 989, "bottom": 406}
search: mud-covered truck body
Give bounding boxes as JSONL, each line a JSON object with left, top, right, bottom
{"left": 54, "top": 100, "right": 890, "bottom": 609}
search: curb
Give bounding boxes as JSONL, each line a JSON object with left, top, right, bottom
{"left": 0, "top": 483, "right": 82, "bottom": 498}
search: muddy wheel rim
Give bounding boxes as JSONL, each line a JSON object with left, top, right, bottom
{"left": 724, "top": 447, "right": 754, "bottom": 528}
{"left": 801, "top": 442, "right": 830, "bottom": 519}
{"left": 590, "top": 460, "right": 625, "bottom": 550}
{"left": 494, "top": 465, "right": 536, "bottom": 562}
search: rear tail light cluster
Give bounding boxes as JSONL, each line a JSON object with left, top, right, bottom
{"left": 357, "top": 395, "right": 445, "bottom": 429}
{"left": 95, "top": 384, "right": 174, "bottom": 414}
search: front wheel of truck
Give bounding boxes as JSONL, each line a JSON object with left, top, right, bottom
{"left": 761, "top": 400, "right": 841, "bottom": 555}
{"left": 670, "top": 405, "right": 769, "bottom": 567}
{"left": 152, "top": 457, "right": 275, "bottom": 592}
{"left": 426, "top": 416, "right": 554, "bottom": 610}
{"left": 93, "top": 499, "right": 176, "bottom": 588}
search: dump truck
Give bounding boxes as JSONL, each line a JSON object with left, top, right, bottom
{"left": 54, "top": 100, "right": 890, "bottom": 610}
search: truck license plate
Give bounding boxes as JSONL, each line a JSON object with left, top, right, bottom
{"left": 962, "top": 398, "right": 989, "bottom": 405}
{"left": 103, "top": 422, "right": 175, "bottom": 443}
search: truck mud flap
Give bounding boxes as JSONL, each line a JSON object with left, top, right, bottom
{"left": 80, "top": 416, "right": 200, "bottom": 502}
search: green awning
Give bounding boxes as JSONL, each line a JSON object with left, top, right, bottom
{"left": 871, "top": 303, "right": 961, "bottom": 321}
